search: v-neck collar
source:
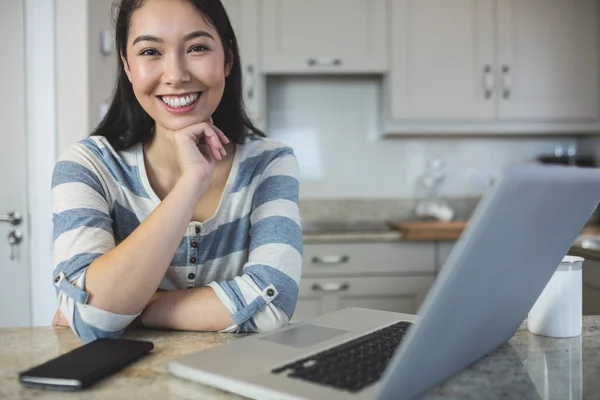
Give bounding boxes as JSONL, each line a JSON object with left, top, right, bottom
{"left": 136, "top": 140, "right": 241, "bottom": 228}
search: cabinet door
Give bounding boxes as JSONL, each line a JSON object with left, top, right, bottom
{"left": 303, "top": 242, "right": 436, "bottom": 276}
{"left": 436, "top": 242, "right": 456, "bottom": 275}
{"left": 261, "top": 0, "right": 387, "bottom": 73}
{"left": 388, "top": 0, "right": 495, "bottom": 120}
{"left": 293, "top": 277, "right": 435, "bottom": 322}
{"left": 583, "top": 259, "right": 600, "bottom": 315}
{"left": 221, "top": 0, "right": 265, "bottom": 128}
{"left": 497, "top": 0, "right": 599, "bottom": 120}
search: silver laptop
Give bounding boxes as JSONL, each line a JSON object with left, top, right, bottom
{"left": 169, "top": 164, "right": 600, "bottom": 400}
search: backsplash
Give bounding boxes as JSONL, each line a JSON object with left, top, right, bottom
{"left": 299, "top": 198, "right": 480, "bottom": 225}
{"left": 266, "top": 76, "right": 580, "bottom": 200}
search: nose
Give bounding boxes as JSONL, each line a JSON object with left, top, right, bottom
{"left": 162, "top": 53, "right": 191, "bottom": 86}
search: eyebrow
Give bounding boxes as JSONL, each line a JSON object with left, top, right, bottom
{"left": 132, "top": 30, "right": 215, "bottom": 46}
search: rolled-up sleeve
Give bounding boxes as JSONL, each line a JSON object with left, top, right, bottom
{"left": 52, "top": 147, "right": 139, "bottom": 343}
{"left": 208, "top": 149, "right": 302, "bottom": 333}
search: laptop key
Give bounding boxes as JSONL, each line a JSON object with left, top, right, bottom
{"left": 271, "top": 320, "right": 412, "bottom": 392}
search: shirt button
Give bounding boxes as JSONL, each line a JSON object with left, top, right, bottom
{"left": 190, "top": 241, "right": 198, "bottom": 248}
{"left": 190, "top": 257, "right": 197, "bottom": 264}
{"left": 267, "top": 288, "right": 275, "bottom": 297}
{"left": 195, "top": 227, "right": 200, "bottom": 234}
{"left": 54, "top": 276, "right": 60, "bottom": 283}
{"left": 188, "top": 273, "right": 196, "bottom": 280}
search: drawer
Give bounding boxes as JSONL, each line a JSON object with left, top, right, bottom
{"left": 292, "top": 276, "right": 435, "bottom": 322}
{"left": 302, "top": 242, "right": 435, "bottom": 276}
{"left": 436, "top": 242, "right": 456, "bottom": 274}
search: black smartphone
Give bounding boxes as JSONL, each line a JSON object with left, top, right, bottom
{"left": 18, "top": 338, "right": 154, "bottom": 391}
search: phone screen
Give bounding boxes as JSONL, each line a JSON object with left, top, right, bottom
{"left": 19, "top": 338, "right": 154, "bottom": 391}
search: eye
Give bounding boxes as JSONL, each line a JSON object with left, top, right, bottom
{"left": 189, "top": 45, "right": 209, "bottom": 53}
{"left": 140, "top": 49, "right": 160, "bottom": 56}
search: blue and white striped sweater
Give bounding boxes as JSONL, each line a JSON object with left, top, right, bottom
{"left": 51, "top": 135, "right": 302, "bottom": 342}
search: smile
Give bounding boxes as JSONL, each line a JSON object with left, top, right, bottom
{"left": 158, "top": 92, "right": 202, "bottom": 109}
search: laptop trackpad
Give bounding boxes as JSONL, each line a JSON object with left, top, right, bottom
{"left": 258, "top": 324, "right": 350, "bottom": 348}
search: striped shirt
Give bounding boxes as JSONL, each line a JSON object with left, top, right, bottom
{"left": 51, "top": 134, "right": 302, "bottom": 343}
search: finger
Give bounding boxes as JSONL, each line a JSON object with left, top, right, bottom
{"left": 199, "top": 132, "right": 221, "bottom": 161}
{"left": 204, "top": 123, "right": 229, "bottom": 157}
{"left": 197, "top": 143, "right": 215, "bottom": 162}
{"left": 202, "top": 126, "right": 225, "bottom": 159}
{"left": 213, "top": 125, "right": 230, "bottom": 144}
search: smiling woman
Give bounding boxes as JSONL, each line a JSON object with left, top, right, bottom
{"left": 50, "top": 0, "right": 302, "bottom": 343}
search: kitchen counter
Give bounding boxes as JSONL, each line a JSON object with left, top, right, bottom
{"left": 2, "top": 317, "right": 600, "bottom": 399}
{"left": 303, "top": 223, "right": 600, "bottom": 263}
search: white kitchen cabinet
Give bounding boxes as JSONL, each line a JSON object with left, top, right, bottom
{"left": 303, "top": 242, "right": 436, "bottom": 276}
{"left": 497, "top": 0, "right": 599, "bottom": 121}
{"left": 260, "top": 0, "right": 387, "bottom": 74}
{"left": 583, "top": 259, "right": 600, "bottom": 315}
{"left": 292, "top": 242, "right": 436, "bottom": 322}
{"left": 294, "top": 276, "right": 435, "bottom": 322}
{"left": 388, "top": 0, "right": 495, "bottom": 120}
{"left": 385, "top": 0, "right": 600, "bottom": 134}
{"left": 436, "top": 241, "right": 456, "bottom": 275}
{"left": 221, "top": 0, "right": 266, "bottom": 129}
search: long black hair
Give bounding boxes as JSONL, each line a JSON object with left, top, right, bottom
{"left": 92, "top": 0, "right": 264, "bottom": 150}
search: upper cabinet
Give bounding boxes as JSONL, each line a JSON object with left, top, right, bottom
{"left": 222, "top": 0, "right": 266, "bottom": 129}
{"left": 386, "top": 0, "right": 600, "bottom": 133}
{"left": 260, "top": 0, "right": 388, "bottom": 74}
{"left": 388, "top": 0, "right": 495, "bottom": 120}
{"left": 497, "top": 0, "right": 599, "bottom": 121}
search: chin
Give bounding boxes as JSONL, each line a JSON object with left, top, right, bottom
{"left": 160, "top": 114, "right": 210, "bottom": 131}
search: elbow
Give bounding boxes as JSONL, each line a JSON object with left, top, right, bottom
{"left": 246, "top": 304, "right": 292, "bottom": 333}
{"left": 71, "top": 307, "right": 128, "bottom": 343}
{"left": 255, "top": 318, "right": 289, "bottom": 333}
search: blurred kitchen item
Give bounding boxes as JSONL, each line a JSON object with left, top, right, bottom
{"left": 414, "top": 158, "right": 455, "bottom": 221}
{"left": 528, "top": 255, "right": 584, "bottom": 338}
{"left": 389, "top": 221, "right": 467, "bottom": 241}
{"left": 537, "top": 145, "right": 596, "bottom": 167}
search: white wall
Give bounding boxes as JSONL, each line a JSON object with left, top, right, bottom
{"left": 26, "top": 0, "right": 57, "bottom": 326}
{"left": 267, "top": 76, "right": 580, "bottom": 199}
{"left": 56, "top": 0, "right": 89, "bottom": 154}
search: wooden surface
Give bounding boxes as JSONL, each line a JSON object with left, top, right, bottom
{"left": 389, "top": 222, "right": 600, "bottom": 243}
{"left": 389, "top": 221, "right": 468, "bottom": 241}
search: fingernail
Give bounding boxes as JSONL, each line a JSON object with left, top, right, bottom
{"left": 221, "top": 148, "right": 227, "bottom": 156}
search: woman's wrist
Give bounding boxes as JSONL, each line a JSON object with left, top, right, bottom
{"left": 176, "top": 173, "right": 210, "bottom": 198}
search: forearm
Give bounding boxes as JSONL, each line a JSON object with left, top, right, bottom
{"left": 139, "top": 287, "right": 233, "bottom": 331}
{"left": 85, "top": 177, "right": 204, "bottom": 315}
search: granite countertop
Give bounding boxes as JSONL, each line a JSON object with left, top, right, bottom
{"left": 302, "top": 221, "right": 600, "bottom": 263}
{"left": 2, "top": 317, "right": 600, "bottom": 399}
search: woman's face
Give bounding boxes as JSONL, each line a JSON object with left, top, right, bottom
{"left": 123, "top": 0, "right": 231, "bottom": 132}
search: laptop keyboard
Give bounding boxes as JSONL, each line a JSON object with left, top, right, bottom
{"left": 271, "top": 321, "right": 412, "bottom": 393}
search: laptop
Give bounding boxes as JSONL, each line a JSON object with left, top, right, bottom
{"left": 169, "top": 164, "right": 600, "bottom": 400}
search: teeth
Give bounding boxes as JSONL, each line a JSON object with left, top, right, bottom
{"left": 161, "top": 93, "right": 200, "bottom": 108}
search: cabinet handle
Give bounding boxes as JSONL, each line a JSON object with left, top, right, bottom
{"left": 311, "top": 282, "right": 350, "bottom": 292}
{"left": 502, "top": 65, "right": 512, "bottom": 99}
{"left": 245, "top": 65, "right": 255, "bottom": 100}
{"left": 311, "top": 255, "right": 350, "bottom": 265}
{"left": 483, "top": 65, "right": 494, "bottom": 99}
{"left": 307, "top": 57, "right": 342, "bottom": 67}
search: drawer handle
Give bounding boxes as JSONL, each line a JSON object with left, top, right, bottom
{"left": 307, "top": 57, "right": 342, "bottom": 67}
{"left": 311, "top": 282, "right": 350, "bottom": 292}
{"left": 311, "top": 255, "right": 350, "bottom": 265}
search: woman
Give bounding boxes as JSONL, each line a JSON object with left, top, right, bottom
{"left": 51, "top": 0, "right": 302, "bottom": 343}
